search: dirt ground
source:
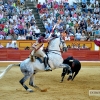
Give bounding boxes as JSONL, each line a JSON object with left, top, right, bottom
{"left": 0, "top": 63, "right": 100, "bottom": 100}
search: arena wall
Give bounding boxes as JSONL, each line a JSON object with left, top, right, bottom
{"left": 0, "top": 49, "right": 100, "bottom": 61}
{"left": 0, "top": 40, "right": 100, "bottom": 50}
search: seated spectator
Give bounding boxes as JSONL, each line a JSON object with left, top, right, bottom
{"left": 53, "top": 2, "right": 59, "bottom": 9}
{"left": 61, "top": 30, "right": 67, "bottom": 40}
{"left": 71, "top": 43, "right": 78, "bottom": 48}
{"left": 59, "top": 3, "right": 64, "bottom": 9}
{"left": 87, "top": 24, "right": 92, "bottom": 35}
{"left": 45, "top": 23, "right": 52, "bottom": 33}
{"left": 75, "top": 30, "right": 82, "bottom": 41}
{"left": 6, "top": 41, "right": 12, "bottom": 48}
{"left": 11, "top": 41, "right": 18, "bottom": 49}
{"left": 0, "top": 34, "right": 4, "bottom": 40}
{"left": 94, "top": 6, "right": 99, "bottom": 14}
{"left": 17, "top": 34, "right": 26, "bottom": 40}
{"left": 0, "top": 42, "right": 4, "bottom": 48}
{"left": 74, "top": 21, "right": 79, "bottom": 33}
{"left": 80, "top": 33, "right": 87, "bottom": 41}
{"left": 34, "top": 26, "right": 41, "bottom": 38}
{"left": 45, "top": 30, "right": 50, "bottom": 39}
{"left": 81, "top": 44, "right": 89, "bottom": 49}
{"left": 26, "top": 31, "right": 33, "bottom": 40}
{"left": 5, "top": 34, "right": 12, "bottom": 40}
{"left": 76, "top": 43, "right": 81, "bottom": 49}
{"left": 42, "top": 3, "right": 47, "bottom": 9}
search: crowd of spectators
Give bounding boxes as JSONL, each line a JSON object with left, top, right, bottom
{"left": 0, "top": 0, "right": 41, "bottom": 40}
{"left": 0, "top": 0, "right": 100, "bottom": 42}
{"left": 37, "top": 0, "right": 100, "bottom": 41}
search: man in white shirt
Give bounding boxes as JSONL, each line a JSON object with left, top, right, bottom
{"left": 6, "top": 41, "right": 13, "bottom": 48}
{"left": 34, "top": 26, "right": 41, "bottom": 38}
{"left": 0, "top": 34, "right": 4, "bottom": 40}
{"left": 90, "top": 0, "right": 95, "bottom": 4}
{"left": 11, "top": 41, "right": 18, "bottom": 49}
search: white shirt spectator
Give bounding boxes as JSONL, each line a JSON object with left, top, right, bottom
{"left": 90, "top": 0, "right": 95, "bottom": 4}
{"left": 11, "top": 42, "right": 18, "bottom": 48}
{"left": 5, "top": 34, "right": 12, "bottom": 40}
{"left": 75, "top": 32, "right": 82, "bottom": 40}
{"left": 9, "top": 18, "right": 14, "bottom": 24}
{"left": 34, "top": 27, "right": 41, "bottom": 33}
{"left": 0, "top": 34, "right": 4, "bottom": 40}
{"left": 65, "top": 9, "right": 69, "bottom": 16}
{"left": 6, "top": 42, "right": 13, "bottom": 48}
{"left": 17, "top": 35, "right": 26, "bottom": 40}
{"left": 94, "top": 7, "right": 99, "bottom": 13}
{"left": 87, "top": 25, "right": 92, "bottom": 32}
{"left": 0, "top": 5, "right": 3, "bottom": 10}
{"left": 96, "top": 0, "right": 99, "bottom": 5}
{"left": 13, "top": 14, "right": 17, "bottom": 21}
{"left": 47, "top": 18, "right": 52, "bottom": 25}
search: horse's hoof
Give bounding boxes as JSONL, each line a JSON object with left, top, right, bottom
{"left": 27, "top": 89, "right": 33, "bottom": 92}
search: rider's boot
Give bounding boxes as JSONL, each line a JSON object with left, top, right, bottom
{"left": 44, "top": 57, "right": 52, "bottom": 71}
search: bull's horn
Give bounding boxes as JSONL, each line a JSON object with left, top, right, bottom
{"left": 69, "top": 60, "right": 73, "bottom": 62}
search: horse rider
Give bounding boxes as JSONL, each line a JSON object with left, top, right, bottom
{"left": 30, "top": 33, "right": 57, "bottom": 71}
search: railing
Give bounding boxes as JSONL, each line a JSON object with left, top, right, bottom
{"left": 0, "top": 49, "right": 100, "bottom": 61}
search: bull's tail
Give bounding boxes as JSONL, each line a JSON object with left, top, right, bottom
{"left": 0, "top": 64, "right": 20, "bottom": 79}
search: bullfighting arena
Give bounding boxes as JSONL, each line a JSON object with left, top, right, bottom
{"left": 0, "top": 61, "right": 100, "bottom": 100}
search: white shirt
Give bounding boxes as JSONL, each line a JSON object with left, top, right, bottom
{"left": 0, "top": 34, "right": 4, "bottom": 40}
{"left": 34, "top": 28, "right": 41, "bottom": 33}
{"left": 90, "top": 0, "right": 95, "bottom": 4}
{"left": 6, "top": 43, "right": 13, "bottom": 48}
{"left": 75, "top": 33, "right": 81, "bottom": 39}
{"left": 11, "top": 43, "right": 18, "bottom": 48}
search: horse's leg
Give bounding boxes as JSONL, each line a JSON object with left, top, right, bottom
{"left": 60, "top": 68, "right": 67, "bottom": 82}
{"left": 19, "top": 75, "right": 33, "bottom": 92}
{"left": 29, "top": 74, "right": 41, "bottom": 91}
{"left": 59, "top": 64, "right": 73, "bottom": 81}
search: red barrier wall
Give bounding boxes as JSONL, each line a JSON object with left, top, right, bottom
{"left": 0, "top": 49, "right": 100, "bottom": 61}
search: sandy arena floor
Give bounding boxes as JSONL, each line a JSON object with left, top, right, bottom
{"left": 0, "top": 63, "right": 100, "bottom": 100}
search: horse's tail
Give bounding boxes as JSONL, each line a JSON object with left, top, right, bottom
{"left": 0, "top": 64, "right": 20, "bottom": 79}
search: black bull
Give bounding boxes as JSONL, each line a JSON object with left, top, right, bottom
{"left": 61, "top": 56, "right": 81, "bottom": 82}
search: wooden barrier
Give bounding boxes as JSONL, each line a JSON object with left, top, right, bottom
{"left": 0, "top": 49, "right": 100, "bottom": 61}
{"left": 0, "top": 40, "right": 100, "bottom": 50}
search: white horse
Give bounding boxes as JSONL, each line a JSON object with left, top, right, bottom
{"left": 0, "top": 37, "right": 72, "bottom": 92}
